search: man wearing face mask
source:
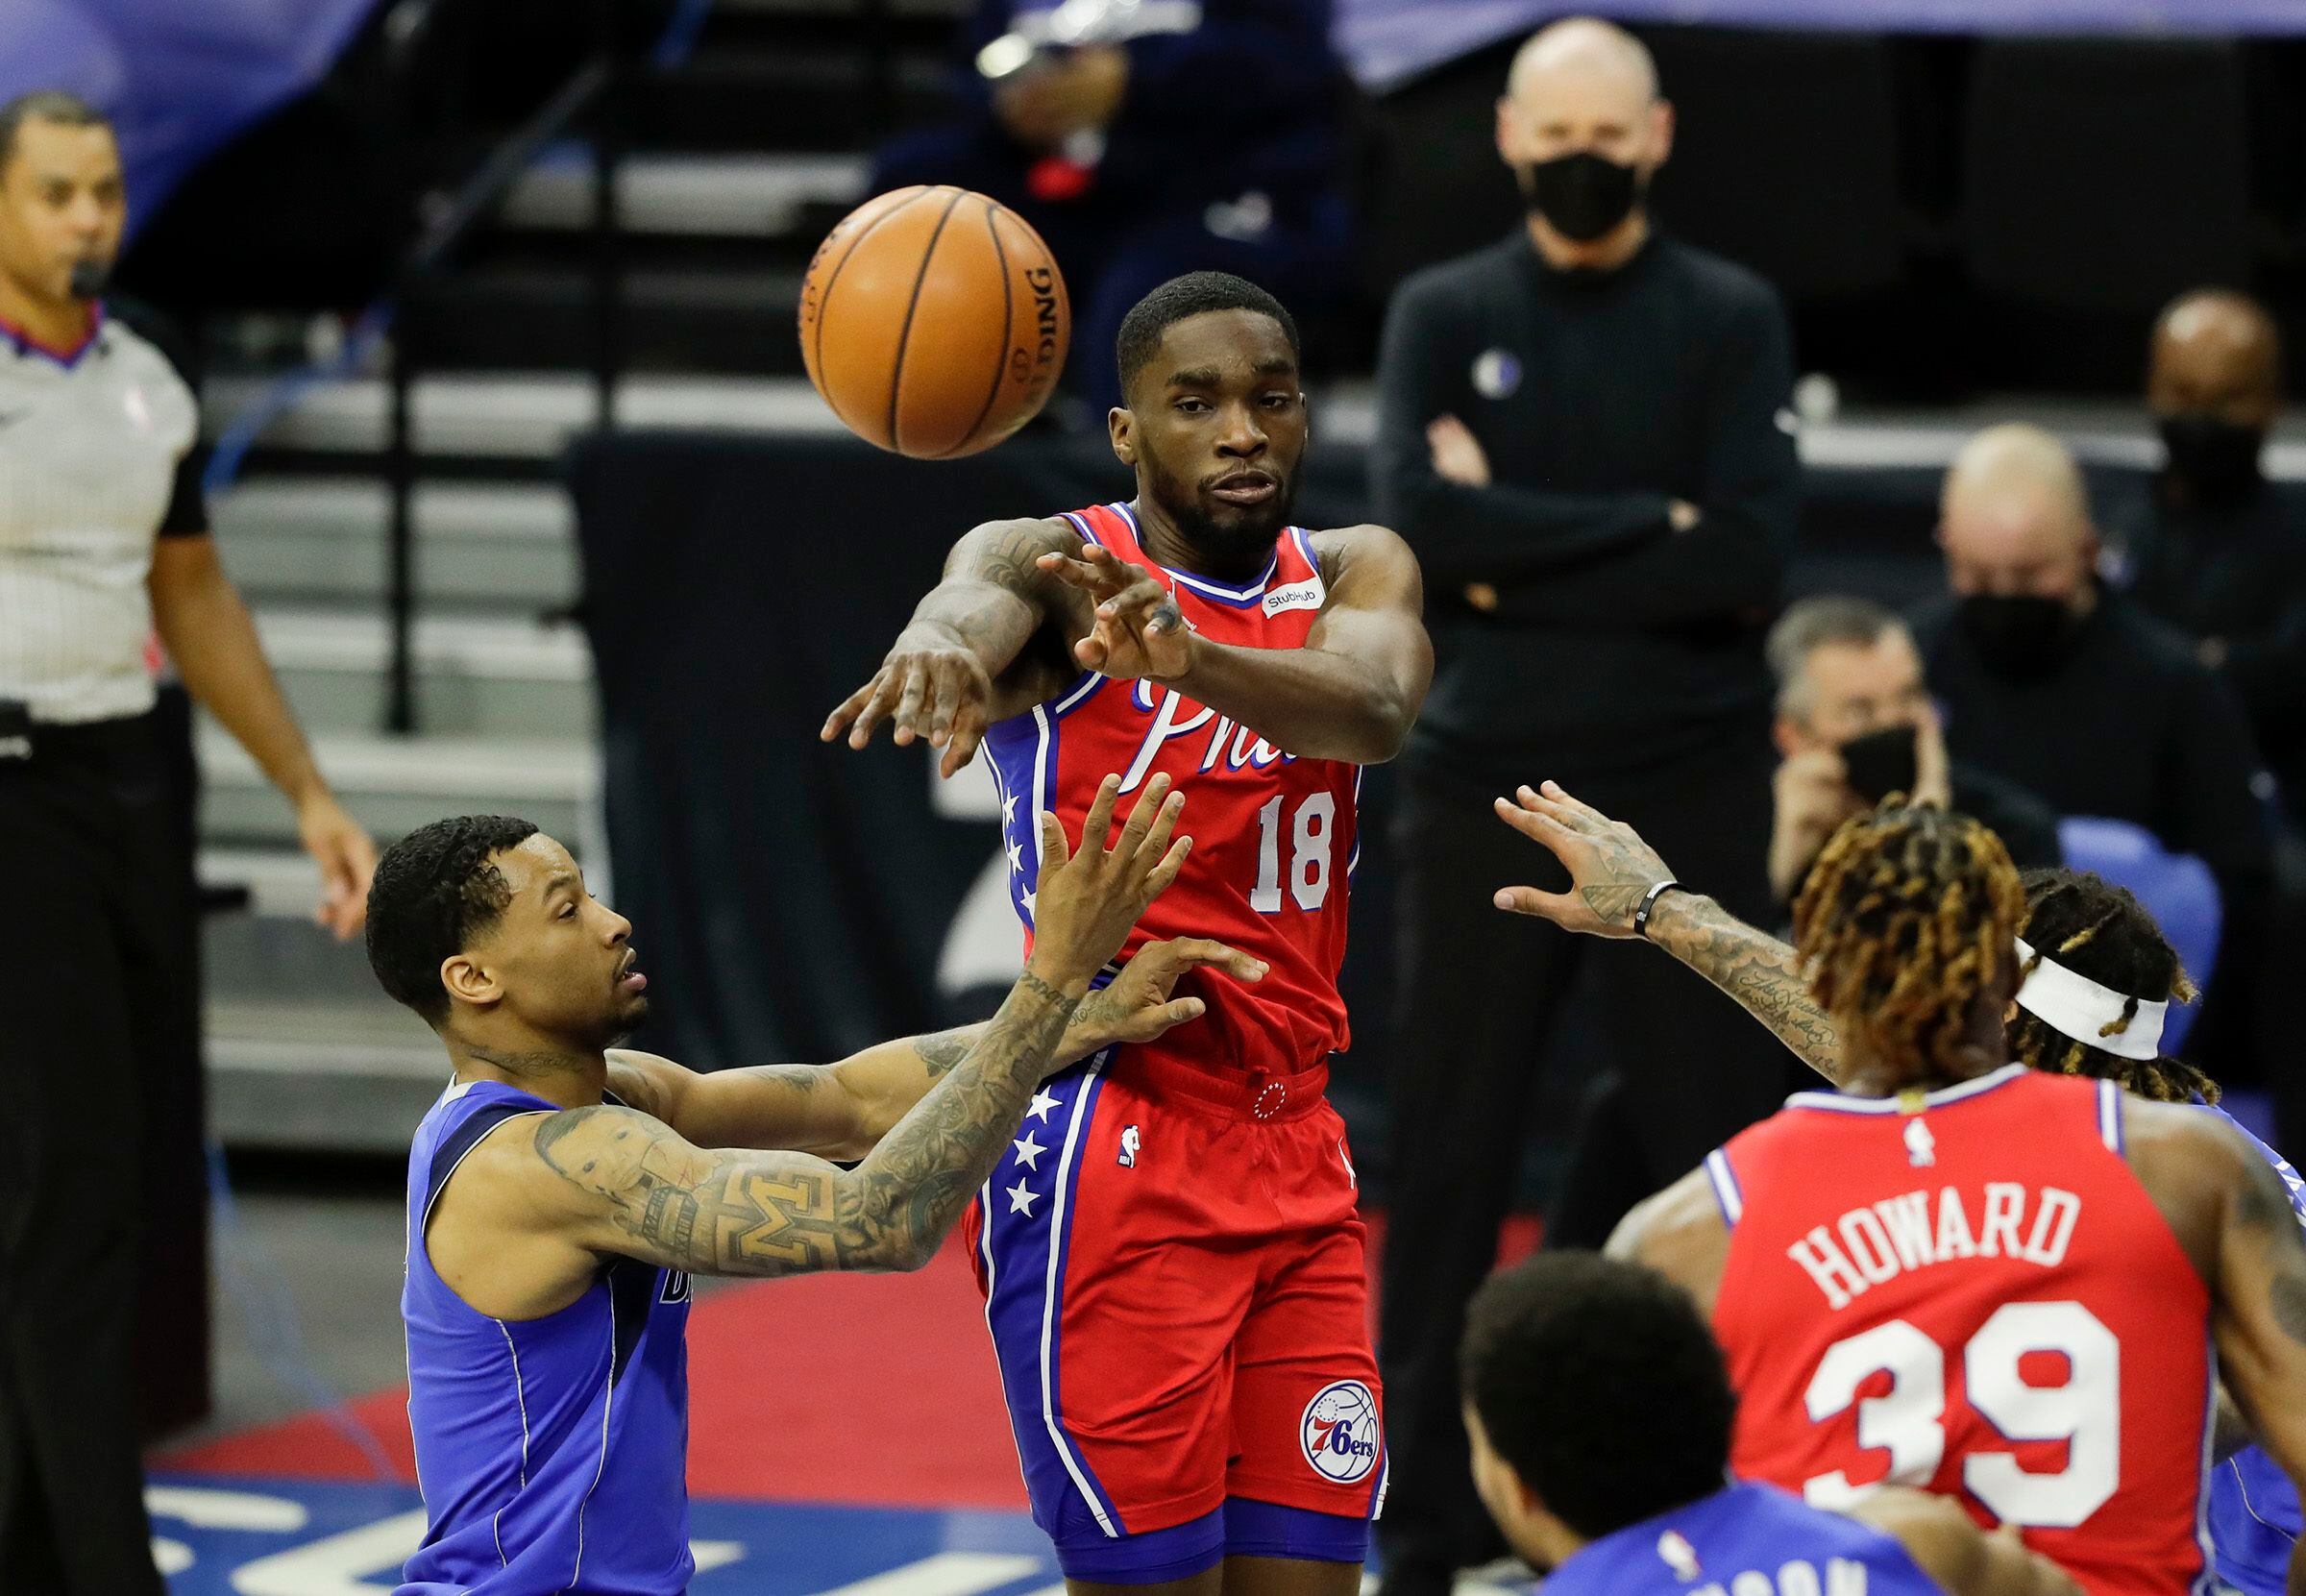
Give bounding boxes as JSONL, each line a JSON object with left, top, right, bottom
{"left": 1913, "top": 423, "right": 2274, "bottom": 1083}
{"left": 2108, "top": 289, "right": 2306, "bottom": 830}
{"left": 1764, "top": 595, "right": 2060, "bottom": 907}
{"left": 1369, "top": 19, "right": 1799, "bottom": 1596}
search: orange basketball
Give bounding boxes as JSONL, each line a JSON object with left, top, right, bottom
{"left": 797, "top": 185, "right": 1071, "bottom": 459}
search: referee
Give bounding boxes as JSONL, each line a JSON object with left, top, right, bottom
{"left": 0, "top": 92, "right": 376, "bottom": 1592}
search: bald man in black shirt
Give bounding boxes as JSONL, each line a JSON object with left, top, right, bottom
{"left": 1369, "top": 18, "right": 1799, "bottom": 1593}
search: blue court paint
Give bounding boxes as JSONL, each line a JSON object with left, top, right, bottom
{"left": 149, "top": 1474, "right": 1063, "bottom": 1595}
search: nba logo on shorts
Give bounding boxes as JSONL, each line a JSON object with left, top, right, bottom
{"left": 1300, "top": 1380, "right": 1380, "bottom": 1484}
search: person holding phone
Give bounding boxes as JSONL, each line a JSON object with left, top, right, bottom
{"left": 1765, "top": 595, "right": 2060, "bottom": 907}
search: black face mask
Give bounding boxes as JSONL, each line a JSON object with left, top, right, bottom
{"left": 1838, "top": 724, "right": 1921, "bottom": 806}
{"left": 2158, "top": 411, "right": 2264, "bottom": 510}
{"left": 1959, "top": 594, "right": 2078, "bottom": 681}
{"left": 1518, "top": 151, "right": 1643, "bottom": 244}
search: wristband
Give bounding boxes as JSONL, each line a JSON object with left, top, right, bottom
{"left": 1632, "top": 880, "right": 1682, "bottom": 941}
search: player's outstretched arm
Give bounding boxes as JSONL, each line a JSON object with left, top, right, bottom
{"left": 1037, "top": 524, "right": 1433, "bottom": 764}
{"left": 533, "top": 774, "right": 1190, "bottom": 1278}
{"left": 822, "top": 516, "right": 1088, "bottom": 777}
{"left": 1492, "top": 780, "right": 1850, "bottom": 1086}
{"left": 612, "top": 933, "right": 1264, "bottom": 1159}
{"left": 1851, "top": 1489, "right": 2081, "bottom": 1596}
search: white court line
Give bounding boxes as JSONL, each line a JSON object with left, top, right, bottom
{"left": 804, "top": 1551, "right": 1046, "bottom": 1596}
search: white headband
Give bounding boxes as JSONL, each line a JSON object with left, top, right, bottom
{"left": 2013, "top": 937, "right": 2169, "bottom": 1061}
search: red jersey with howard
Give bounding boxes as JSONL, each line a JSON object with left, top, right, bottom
{"left": 983, "top": 501, "right": 1358, "bottom": 1079}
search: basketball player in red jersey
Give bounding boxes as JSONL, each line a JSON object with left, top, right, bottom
{"left": 823, "top": 271, "right": 1432, "bottom": 1595}
{"left": 1488, "top": 784, "right": 2306, "bottom": 1596}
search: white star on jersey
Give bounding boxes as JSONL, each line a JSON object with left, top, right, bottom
{"left": 1012, "top": 1131, "right": 1046, "bottom": 1170}
{"left": 1002, "top": 793, "right": 1017, "bottom": 824}
{"left": 1026, "top": 1090, "right": 1061, "bottom": 1123}
{"left": 1007, "top": 840, "right": 1024, "bottom": 872}
{"left": 1005, "top": 1180, "right": 1042, "bottom": 1216}
{"left": 1019, "top": 888, "right": 1037, "bottom": 915}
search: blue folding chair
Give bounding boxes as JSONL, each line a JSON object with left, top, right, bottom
{"left": 2055, "top": 817, "right": 2220, "bottom": 1055}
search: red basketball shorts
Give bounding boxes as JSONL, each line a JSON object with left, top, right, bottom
{"left": 965, "top": 1047, "right": 1386, "bottom": 1582}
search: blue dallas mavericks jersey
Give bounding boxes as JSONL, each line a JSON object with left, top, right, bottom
{"left": 2202, "top": 1101, "right": 2306, "bottom": 1596}
{"left": 1539, "top": 1483, "right": 1943, "bottom": 1596}
{"left": 401, "top": 1080, "right": 695, "bottom": 1595}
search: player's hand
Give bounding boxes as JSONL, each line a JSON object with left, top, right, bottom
{"left": 1060, "top": 937, "right": 1267, "bottom": 1068}
{"left": 1037, "top": 543, "right": 1192, "bottom": 682}
{"left": 1025, "top": 773, "right": 1190, "bottom": 990}
{"left": 1491, "top": 780, "right": 1677, "bottom": 938}
{"left": 296, "top": 789, "right": 378, "bottom": 941}
{"left": 1427, "top": 415, "right": 1491, "bottom": 488}
{"left": 822, "top": 626, "right": 995, "bottom": 779}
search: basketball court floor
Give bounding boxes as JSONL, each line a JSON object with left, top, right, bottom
{"left": 148, "top": 1180, "right": 1534, "bottom": 1594}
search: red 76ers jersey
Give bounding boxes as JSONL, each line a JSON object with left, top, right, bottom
{"left": 982, "top": 502, "right": 1358, "bottom": 1078}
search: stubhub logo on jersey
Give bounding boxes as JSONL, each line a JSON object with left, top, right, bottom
{"left": 1301, "top": 1381, "right": 1380, "bottom": 1484}
{"left": 1118, "top": 681, "right": 1294, "bottom": 793}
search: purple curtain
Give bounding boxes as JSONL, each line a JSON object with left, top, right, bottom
{"left": 0, "top": 0, "right": 379, "bottom": 234}
{"left": 1340, "top": 0, "right": 2306, "bottom": 88}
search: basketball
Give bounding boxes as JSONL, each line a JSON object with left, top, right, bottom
{"left": 798, "top": 185, "right": 1071, "bottom": 459}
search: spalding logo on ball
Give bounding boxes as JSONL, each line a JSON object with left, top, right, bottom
{"left": 1300, "top": 1380, "right": 1381, "bottom": 1485}
{"left": 798, "top": 184, "right": 1072, "bottom": 459}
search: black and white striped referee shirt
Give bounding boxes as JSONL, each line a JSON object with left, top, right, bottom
{"left": 0, "top": 303, "right": 206, "bottom": 724}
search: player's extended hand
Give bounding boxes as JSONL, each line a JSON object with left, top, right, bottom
{"left": 1026, "top": 773, "right": 1191, "bottom": 989}
{"left": 821, "top": 625, "right": 995, "bottom": 779}
{"left": 1491, "top": 781, "right": 1678, "bottom": 939}
{"left": 1037, "top": 543, "right": 1192, "bottom": 682}
{"left": 1060, "top": 936, "right": 1267, "bottom": 1067}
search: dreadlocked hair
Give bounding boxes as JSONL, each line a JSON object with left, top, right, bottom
{"left": 1791, "top": 801, "right": 2025, "bottom": 1078}
{"left": 2011, "top": 868, "right": 2212, "bottom": 1104}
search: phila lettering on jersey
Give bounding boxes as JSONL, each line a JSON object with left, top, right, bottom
{"left": 981, "top": 502, "right": 1359, "bottom": 1079}
{"left": 1706, "top": 1068, "right": 2215, "bottom": 1596}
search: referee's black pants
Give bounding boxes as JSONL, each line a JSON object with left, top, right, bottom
{"left": 1375, "top": 729, "right": 1794, "bottom": 1588}
{"left": 0, "top": 713, "right": 197, "bottom": 1596}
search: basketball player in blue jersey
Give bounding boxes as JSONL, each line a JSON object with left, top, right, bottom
{"left": 363, "top": 775, "right": 1259, "bottom": 1596}
{"left": 1460, "top": 1252, "right": 2078, "bottom": 1595}
{"left": 1486, "top": 784, "right": 2306, "bottom": 1595}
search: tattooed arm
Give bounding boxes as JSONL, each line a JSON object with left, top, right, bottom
{"left": 1642, "top": 894, "right": 1847, "bottom": 1086}
{"left": 436, "top": 773, "right": 1191, "bottom": 1304}
{"left": 527, "top": 970, "right": 1078, "bottom": 1278}
{"left": 608, "top": 937, "right": 1265, "bottom": 1158}
{"left": 1490, "top": 780, "right": 1849, "bottom": 1087}
{"left": 822, "top": 516, "right": 1091, "bottom": 777}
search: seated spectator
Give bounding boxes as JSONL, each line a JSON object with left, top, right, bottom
{"left": 873, "top": 0, "right": 1351, "bottom": 406}
{"left": 1765, "top": 595, "right": 2059, "bottom": 905}
{"left": 2108, "top": 288, "right": 2306, "bottom": 828}
{"left": 1913, "top": 423, "right": 2274, "bottom": 1081}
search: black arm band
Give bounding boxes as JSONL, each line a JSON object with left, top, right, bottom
{"left": 1633, "top": 880, "right": 1682, "bottom": 941}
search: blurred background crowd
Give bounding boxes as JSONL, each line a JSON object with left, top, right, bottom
{"left": 4, "top": 0, "right": 2305, "bottom": 1589}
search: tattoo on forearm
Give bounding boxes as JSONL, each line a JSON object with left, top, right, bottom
{"left": 911, "top": 1029, "right": 974, "bottom": 1080}
{"left": 1654, "top": 896, "right": 1846, "bottom": 1084}
{"left": 534, "top": 971, "right": 1079, "bottom": 1279}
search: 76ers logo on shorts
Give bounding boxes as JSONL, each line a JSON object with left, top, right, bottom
{"left": 1300, "top": 1381, "right": 1381, "bottom": 1484}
